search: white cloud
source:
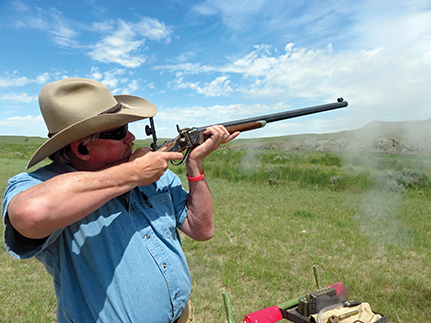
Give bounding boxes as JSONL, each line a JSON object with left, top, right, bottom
{"left": 91, "top": 21, "right": 116, "bottom": 33}
{"left": 0, "top": 72, "right": 52, "bottom": 88}
{"left": 100, "top": 69, "right": 127, "bottom": 88}
{"left": 11, "top": 4, "right": 172, "bottom": 68}
{"left": 88, "top": 20, "right": 146, "bottom": 68}
{"left": 192, "top": 0, "right": 268, "bottom": 32}
{"left": 192, "top": 3, "right": 219, "bottom": 16}
{"left": 197, "top": 76, "right": 234, "bottom": 97}
{"left": 221, "top": 43, "right": 343, "bottom": 99}
{"left": 111, "top": 79, "right": 140, "bottom": 95}
{"left": 135, "top": 17, "right": 171, "bottom": 42}
{"left": 125, "top": 80, "right": 139, "bottom": 93}
{"left": 0, "top": 115, "right": 46, "bottom": 137}
{"left": 85, "top": 68, "right": 136, "bottom": 93}
{"left": 88, "top": 67, "right": 104, "bottom": 81}
{"left": 159, "top": 43, "right": 343, "bottom": 99}
{"left": 351, "top": 2, "right": 431, "bottom": 51}
{"left": 168, "top": 77, "right": 199, "bottom": 92}
{"left": 153, "top": 62, "right": 216, "bottom": 75}
{"left": 0, "top": 75, "right": 30, "bottom": 87}
{"left": 50, "top": 22, "right": 79, "bottom": 48}
{"left": 7, "top": 115, "right": 42, "bottom": 121}
{"left": 0, "top": 93, "right": 37, "bottom": 103}
{"left": 87, "top": 18, "right": 171, "bottom": 67}
{"left": 168, "top": 75, "right": 233, "bottom": 97}
{"left": 13, "top": 5, "right": 80, "bottom": 48}
{"left": 36, "top": 73, "right": 50, "bottom": 84}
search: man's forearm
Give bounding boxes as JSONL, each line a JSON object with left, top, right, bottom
{"left": 7, "top": 166, "right": 136, "bottom": 239}
{"left": 180, "top": 159, "right": 215, "bottom": 241}
{"left": 182, "top": 179, "right": 215, "bottom": 241}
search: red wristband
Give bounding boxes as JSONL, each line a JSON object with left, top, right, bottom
{"left": 187, "top": 170, "right": 205, "bottom": 182}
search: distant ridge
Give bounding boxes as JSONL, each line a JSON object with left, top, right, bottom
{"left": 227, "top": 119, "right": 431, "bottom": 156}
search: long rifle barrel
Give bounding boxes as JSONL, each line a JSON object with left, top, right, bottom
{"left": 196, "top": 98, "right": 348, "bottom": 133}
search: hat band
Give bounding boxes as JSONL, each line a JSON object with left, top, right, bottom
{"left": 99, "top": 102, "right": 122, "bottom": 115}
{"left": 47, "top": 103, "right": 123, "bottom": 138}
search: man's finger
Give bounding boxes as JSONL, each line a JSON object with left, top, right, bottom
{"left": 166, "top": 152, "right": 185, "bottom": 161}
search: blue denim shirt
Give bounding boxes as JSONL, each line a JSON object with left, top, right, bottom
{"left": 2, "top": 163, "right": 191, "bottom": 322}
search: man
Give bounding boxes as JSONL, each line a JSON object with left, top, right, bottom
{"left": 2, "top": 78, "right": 239, "bottom": 322}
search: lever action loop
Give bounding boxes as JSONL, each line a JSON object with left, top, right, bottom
{"left": 170, "top": 147, "right": 191, "bottom": 166}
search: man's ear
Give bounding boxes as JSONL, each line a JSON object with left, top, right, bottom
{"left": 77, "top": 143, "right": 89, "bottom": 155}
{"left": 70, "top": 140, "right": 90, "bottom": 160}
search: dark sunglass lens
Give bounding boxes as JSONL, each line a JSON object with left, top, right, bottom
{"left": 99, "top": 124, "right": 128, "bottom": 140}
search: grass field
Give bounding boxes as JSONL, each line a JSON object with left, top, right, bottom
{"left": 1, "top": 137, "right": 431, "bottom": 322}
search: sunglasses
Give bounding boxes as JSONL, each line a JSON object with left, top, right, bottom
{"left": 98, "top": 124, "right": 129, "bottom": 140}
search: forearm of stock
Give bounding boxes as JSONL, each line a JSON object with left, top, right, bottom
{"left": 224, "top": 120, "right": 266, "bottom": 133}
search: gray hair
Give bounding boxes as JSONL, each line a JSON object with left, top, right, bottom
{"left": 49, "top": 133, "right": 100, "bottom": 165}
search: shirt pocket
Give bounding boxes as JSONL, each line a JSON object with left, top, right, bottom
{"left": 140, "top": 189, "right": 179, "bottom": 239}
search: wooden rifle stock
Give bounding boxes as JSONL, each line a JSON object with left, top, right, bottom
{"left": 224, "top": 120, "right": 267, "bottom": 133}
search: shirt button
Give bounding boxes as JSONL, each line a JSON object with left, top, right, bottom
{"left": 162, "top": 263, "right": 167, "bottom": 268}
{"left": 146, "top": 234, "right": 150, "bottom": 239}
{"left": 129, "top": 206, "right": 133, "bottom": 212}
{"left": 174, "top": 294, "right": 178, "bottom": 299}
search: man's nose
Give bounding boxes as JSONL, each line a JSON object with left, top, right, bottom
{"left": 125, "top": 131, "right": 135, "bottom": 142}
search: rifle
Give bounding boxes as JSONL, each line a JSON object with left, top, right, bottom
{"left": 145, "top": 98, "right": 348, "bottom": 164}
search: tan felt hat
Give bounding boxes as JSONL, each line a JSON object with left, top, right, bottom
{"left": 27, "top": 78, "right": 157, "bottom": 169}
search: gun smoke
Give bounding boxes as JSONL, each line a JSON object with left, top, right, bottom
{"left": 230, "top": 118, "right": 431, "bottom": 253}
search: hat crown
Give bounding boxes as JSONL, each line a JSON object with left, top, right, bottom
{"left": 39, "top": 78, "right": 119, "bottom": 135}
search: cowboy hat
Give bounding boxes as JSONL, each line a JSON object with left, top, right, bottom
{"left": 27, "top": 78, "right": 158, "bottom": 169}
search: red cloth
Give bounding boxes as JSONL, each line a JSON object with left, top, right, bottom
{"left": 243, "top": 306, "right": 283, "bottom": 323}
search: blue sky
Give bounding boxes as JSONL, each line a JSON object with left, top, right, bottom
{"left": 0, "top": 0, "right": 430, "bottom": 140}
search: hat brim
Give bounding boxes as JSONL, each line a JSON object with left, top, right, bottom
{"left": 27, "top": 95, "right": 157, "bottom": 169}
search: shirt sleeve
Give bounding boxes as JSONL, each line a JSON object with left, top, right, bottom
{"left": 2, "top": 172, "right": 61, "bottom": 259}
{"left": 163, "top": 170, "right": 189, "bottom": 227}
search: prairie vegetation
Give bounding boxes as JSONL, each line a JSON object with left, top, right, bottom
{"left": 1, "top": 136, "right": 430, "bottom": 322}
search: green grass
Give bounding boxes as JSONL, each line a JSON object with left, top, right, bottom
{"left": 183, "top": 176, "right": 431, "bottom": 322}
{"left": 0, "top": 157, "right": 57, "bottom": 322}
{"left": 1, "top": 140, "right": 431, "bottom": 322}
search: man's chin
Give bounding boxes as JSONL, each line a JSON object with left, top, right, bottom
{"left": 124, "top": 143, "right": 134, "bottom": 159}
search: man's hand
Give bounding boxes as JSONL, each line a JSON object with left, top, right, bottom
{"left": 128, "top": 148, "right": 184, "bottom": 186}
{"left": 187, "top": 125, "right": 239, "bottom": 166}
